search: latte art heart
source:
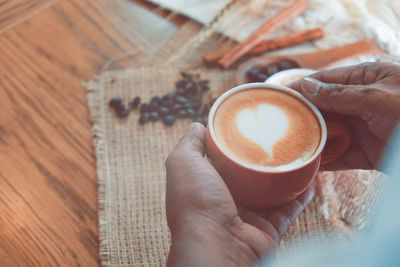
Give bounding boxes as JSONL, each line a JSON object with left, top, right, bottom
{"left": 236, "top": 104, "right": 288, "bottom": 160}
{"left": 213, "top": 88, "right": 321, "bottom": 170}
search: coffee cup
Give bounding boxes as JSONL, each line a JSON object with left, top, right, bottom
{"left": 264, "top": 68, "right": 316, "bottom": 85}
{"left": 205, "top": 83, "right": 351, "bottom": 208}
{"left": 265, "top": 68, "right": 352, "bottom": 165}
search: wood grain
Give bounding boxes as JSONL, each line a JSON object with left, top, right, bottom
{"left": 0, "top": 246, "right": 18, "bottom": 267}
{"left": 0, "top": 0, "right": 177, "bottom": 265}
{"left": 0, "top": 0, "right": 59, "bottom": 34}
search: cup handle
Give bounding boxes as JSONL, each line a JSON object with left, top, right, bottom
{"left": 321, "top": 121, "right": 352, "bottom": 165}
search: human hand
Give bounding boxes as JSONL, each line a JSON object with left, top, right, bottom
{"left": 289, "top": 63, "right": 400, "bottom": 170}
{"left": 165, "top": 123, "right": 314, "bottom": 267}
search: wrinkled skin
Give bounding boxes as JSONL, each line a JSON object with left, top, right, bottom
{"left": 166, "top": 123, "right": 314, "bottom": 267}
{"left": 289, "top": 62, "right": 400, "bottom": 170}
{"left": 165, "top": 63, "right": 400, "bottom": 266}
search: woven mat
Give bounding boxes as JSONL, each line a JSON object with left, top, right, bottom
{"left": 85, "top": 21, "right": 385, "bottom": 266}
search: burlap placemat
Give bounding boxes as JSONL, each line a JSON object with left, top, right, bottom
{"left": 85, "top": 20, "right": 385, "bottom": 266}
{"left": 86, "top": 64, "right": 236, "bottom": 266}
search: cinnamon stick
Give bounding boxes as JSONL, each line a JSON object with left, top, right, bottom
{"left": 249, "top": 27, "right": 324, "bottom": 55}
{"left": 203, "top": 27, "right": 324, "bottom": 66}
{"left": 218, "top": 0, "right": 309, "bottom": 68}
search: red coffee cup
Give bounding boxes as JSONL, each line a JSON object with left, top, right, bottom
{"left": 206, "top": 83, "right": 351, "bottom": 209}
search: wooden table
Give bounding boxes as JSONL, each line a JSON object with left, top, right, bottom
{"left": 0, "top": 1, "right": 185, "bottom": 265}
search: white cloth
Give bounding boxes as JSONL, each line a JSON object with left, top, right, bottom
{"left": 145, "top": 0, "right": 230, "bottom": 24}
{"left": 144, "top": 0, "right": 400, "bottom": 56}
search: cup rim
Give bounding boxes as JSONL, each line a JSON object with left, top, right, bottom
{"left": 208, "top": 82, "right": 327, "bottom": 174}
{"left": 265, "top": 68, "right": 317, "bottom": 84}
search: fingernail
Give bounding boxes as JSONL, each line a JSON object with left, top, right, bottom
{"left": 188, "top": 122, "right": 204, "bottom": 134}
{"left": 302, "top": 77, "right": 323, "bottom": 95}
{"left": 189, "top": 122, "right": 202, "bottom": 130}
{"left": 189, "top": 122, "right": 197, "bottom": 130}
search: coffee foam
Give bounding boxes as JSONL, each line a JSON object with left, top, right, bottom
{"left": 236, "top": 104, "right": 289, "bottom": 159}
{"left": 213, "top": 88, "right": 321, "bottom": 171}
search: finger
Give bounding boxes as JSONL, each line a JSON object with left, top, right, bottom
{"left": 342, "top": 147, "right": 374, "bottom": 170}
{"left": 351, "top": 119, "right": 386, "bottom": 168}
{"left": 165, "top": 122, "right": 209, "bottom": 197}
{"left": 311, "top": 63, "right": 382, "bottom": 85}
{"left": 320, "top": 160, "right": 348, "bottom": 171}
{"left": 238, "top": 206, "right": 280, "bottom": 243}
{"left": 299, "top": 77, "right": 369, "bottom": 118}
{"left": 165, "top": 122, "right": 233, "bottom": 215}
{"left": 166, "top": 122, "right": 207, "bottom": 175}
{"left": 172, "top": 122, "right": 206, "bottom": 157}
{"left": 322, "top": 120, "right": 374, "bottom": 171}
{"left": 234, "top": 209, "right": 279, "bottom": 259}
{"left": 265, "top": 186, "right": 315, "bottom": 239}
{"left": 288, "top": 77, "right": 304, "bottom": 92}
{"left": 288, "top": 62, "right": 382, "bottom": 92}
{"left": 322, "top": 148, "right": 373, "bottom": 171}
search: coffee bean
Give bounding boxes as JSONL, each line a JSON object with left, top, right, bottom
{"left": 191, "top": 101, "right": 201, "bottom": 110}
{"left": 184, "top": 82, "right": 195, "bottom": 91}
{"left": 175, "top": 80, "right": 187, "bottom": 89}
{"left": 177, "top": 109, "right": 188, "bottom": 118}
{"left": 264, "top": 64, "right": 279, "bottom": 76}
{"left": 175, "top": 96, "right": 189, "bottom": 104}
{"left": 187, "top": 83, "right": 200, "bottom": 95}
{"left": 109, "top": 97, "right": 122, "bottom": 108}
{"left": 140, "top": 103, "right": 149, "bottom": 113}
{"left": 180, "top": 71, "right": 193, "bottom": 81}
{"left": 171, "top": 104, "right": 183, "bottom": 112}
{"left": 150, "top": 112, "right": 160, "bottom": 121}
{"left": 277, "top": 60, "right": 290, "bottom": 70}
{"left": 151, "top": 96, "right": 162, "bottom": 104}
{"left": 249, "top": 68, "right": 260, "bottom": 76}
{"left": 163, "top": 115, "right": 175, "bottom": 126}
{"left": 117, "top": 109, "right": 130, "bottom": 118}
{"left": 110, "top": 72, "right": 212, "bottom": 126}
{"left": 162, "top": 93, "right": 175, "bottom": 103}
{"left": 163, "top": 99, "right": 174, "bottom": 108}
{"left": 139, "top": 113, "right": 150, "bottom": 124}
{"left": 187, "top": 86, "right": 198, "bottom": 96}
{"left": 278, "top": 60, "right": 299, "bottom": 70}
{"left": 182, "top": 102, "right": 192, "bottom": 108}
{"left": 183, "top": 84, "right": 194, "bottom": 96}
{"left": 199, "top": 80, "right": 209, "bottom": 86}
{"left": 114, "top": 103, "right": 125, "bottom": 112}
{"left": 149, "top": 100, "right": 158, "bottom": 111}
{"left": 256, "top": 73, "right": 269, "bottom": 81}
{"left": 187, "top": 108, "right": 196, "bottom": 118}
{"left": 176, "top": 88, "right": 186, "bottom": 96}
{"left": 158, "top": 106, "right": 170, "bottom": 116}
{"left": 200, "top": 84, "right": 210, "bottom": 92}
{"left": 247, "top": 68, "right": 261, "bottom": 81}
{"left": 129, "top": 97, "right": 141, "bottom": 109}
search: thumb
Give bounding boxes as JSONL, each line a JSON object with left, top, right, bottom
{"left": 167, "top": 122, "right": 206, "bottom": 165}
{"left": 176, "top": 122, "right": 206, "bottom": 156}
{"left": 301, "top": 77, "right": 366, "bottom": 118}
{"left": 165, "top": 122, "right": 207, "bottom": 191}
